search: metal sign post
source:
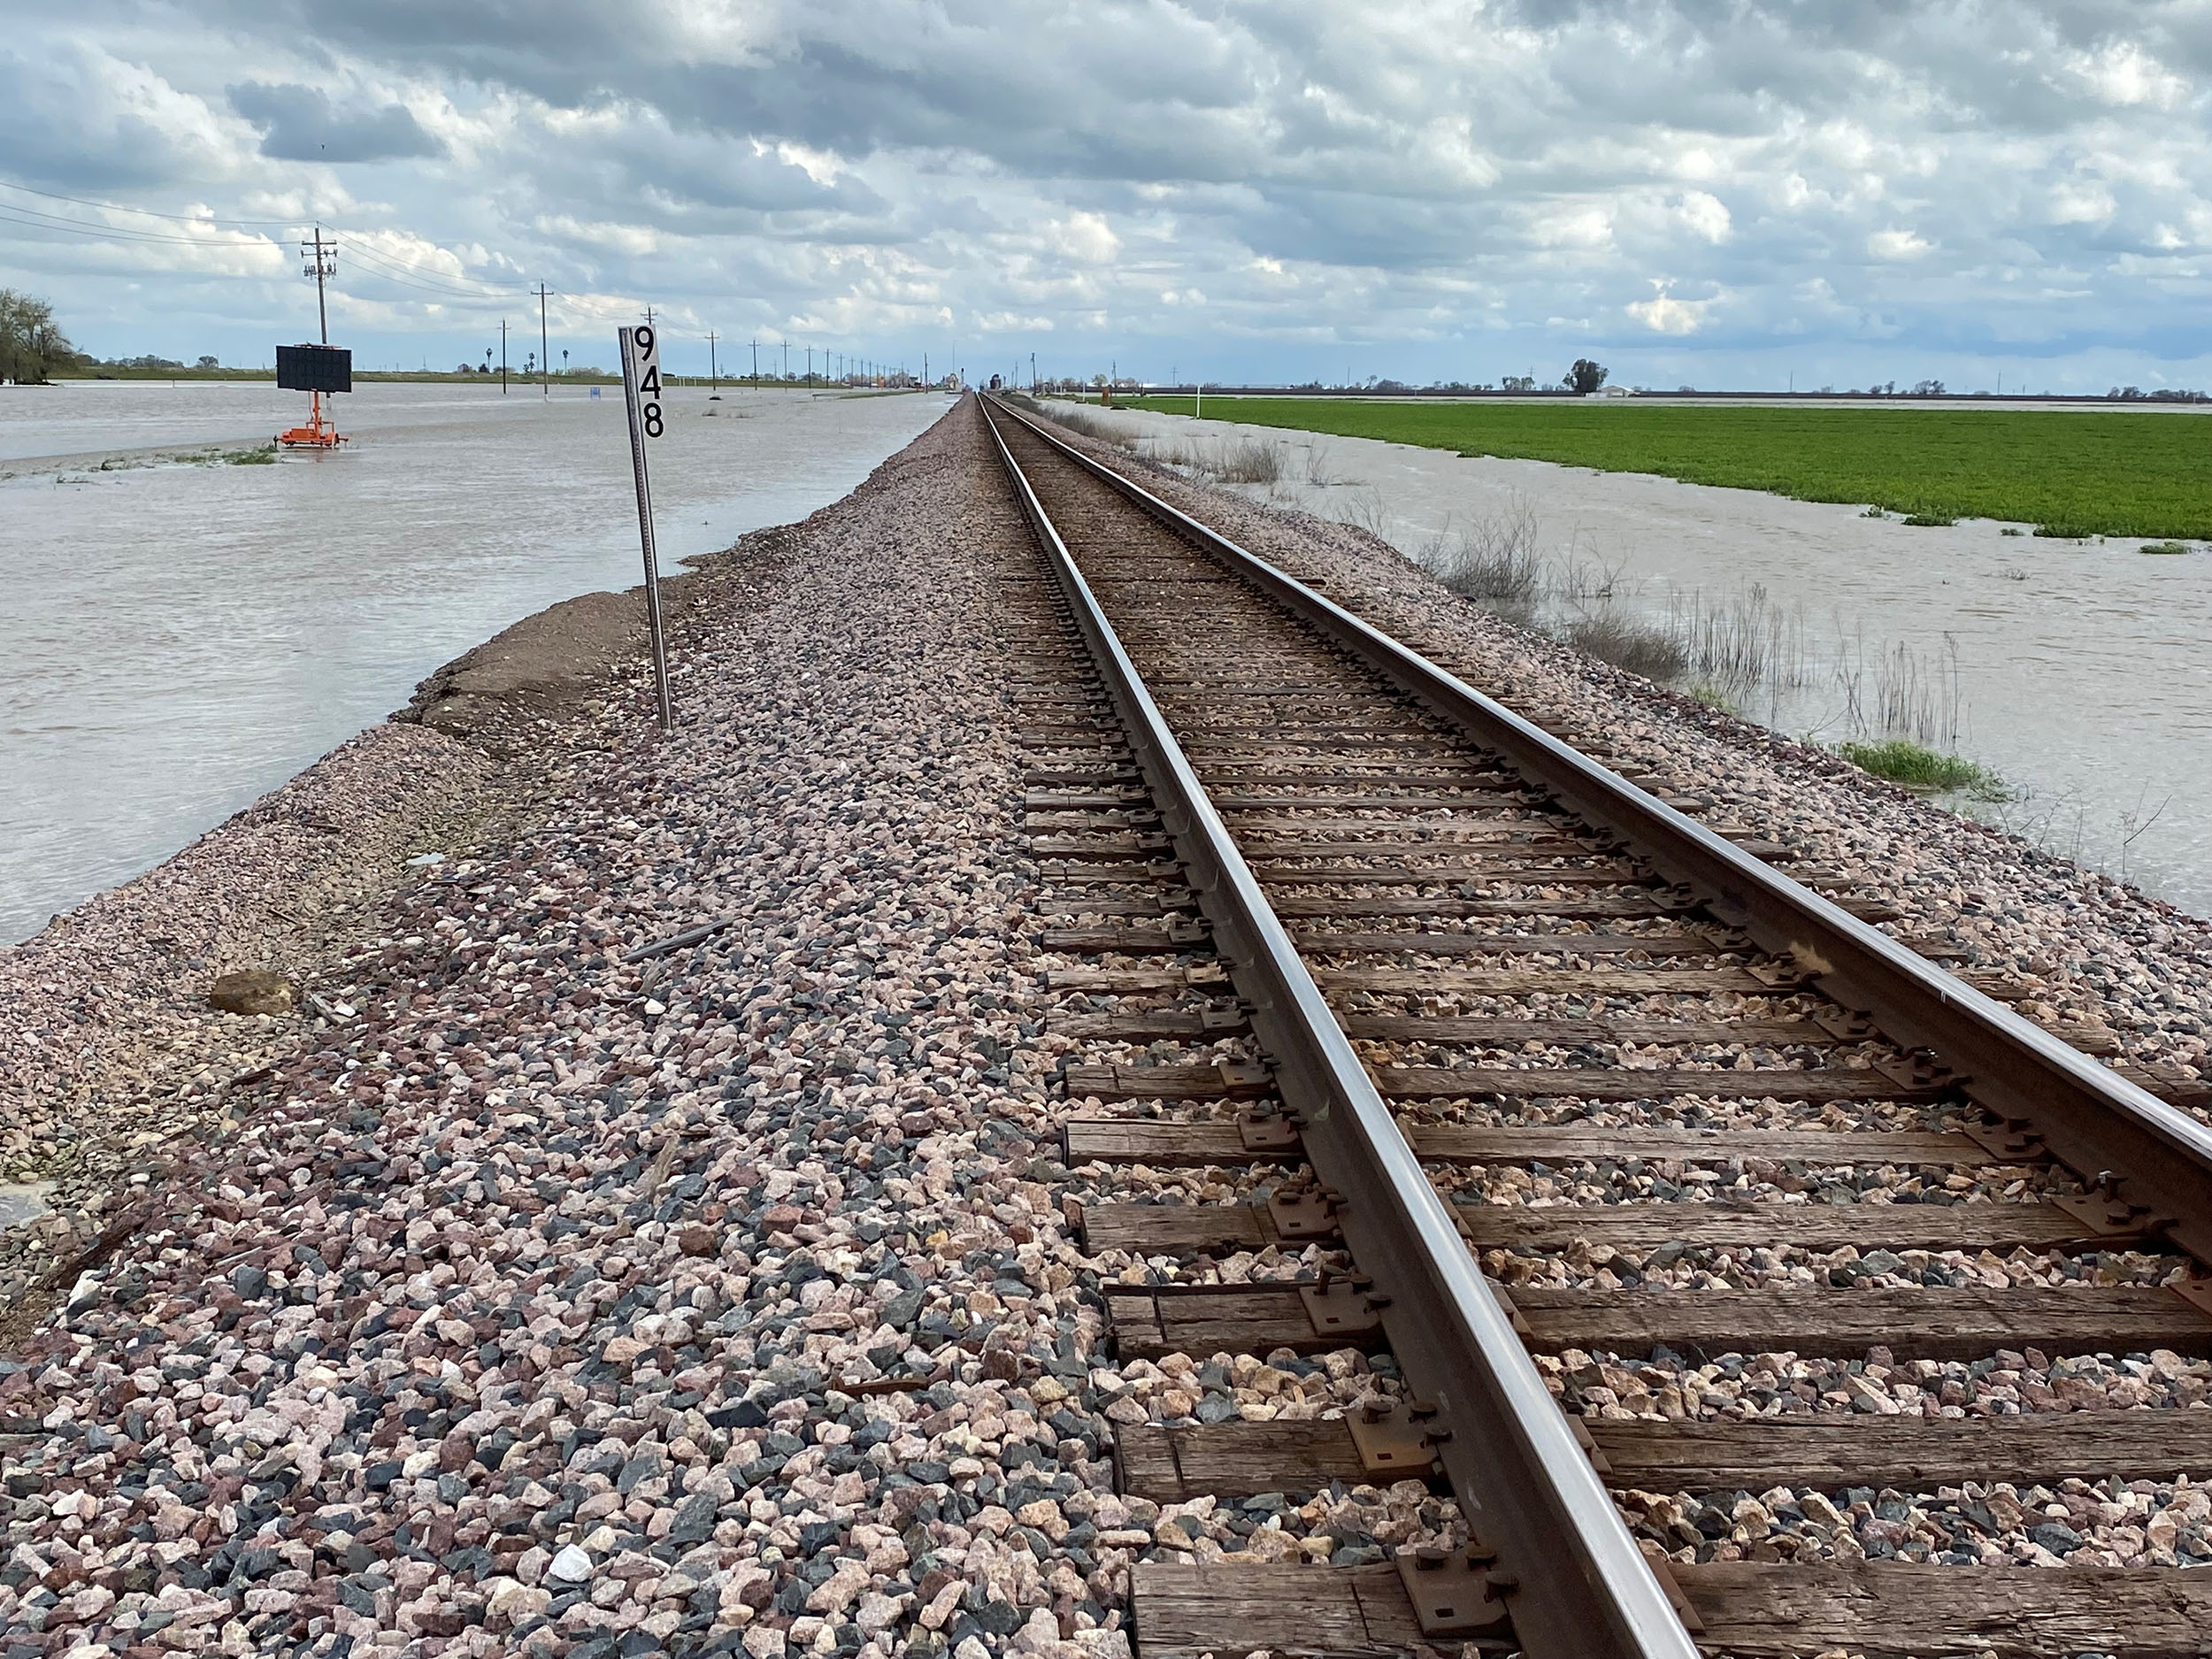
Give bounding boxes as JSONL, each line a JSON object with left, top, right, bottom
{"left": 618, "top": 324, "right": 675, "bottom": 733}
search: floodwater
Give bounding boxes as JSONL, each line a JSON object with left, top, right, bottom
{"left": 1079, "top": 401, "right": 2212, "bottom": 920}
{"left": 0, "top": 380, "right": 953, "bottom": 944}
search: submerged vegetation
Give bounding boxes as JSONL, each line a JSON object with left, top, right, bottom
{"left": 1398, "top": 495, "right": 1998, "bottom": 770}
{"left": 1152, "top": 432, "right": 1286, "bottom": 483}
{"left": 1016, "top": 395, "right": 1136, "bottom": 451}
{"left": 1121, "top": 396, "right": 2212, "bottom": 540}
{"left": 1839, "top": 739, "right": 2008, "bottom": 799}
{"left": 1557, "top": 612, "right": 1687, "bottom": 680}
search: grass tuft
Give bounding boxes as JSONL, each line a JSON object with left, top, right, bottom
{"left": 2140, "top": 540, "right": 2191, "bottom": 555}
{"left": 1556, "top": 612, "right": 1690, "bottom": 680}
{"left": 1686, "top": 681, "right": 1736, "bottom": 713}
{"left": 227, "top": 445, "right": 279, "bottom": 465}
{"left": 1839, "top": 739, "right": 2007, "bottom": 799}
{"left": 1902, "top": 512, "right": 1955, "bottom": 526}
{"left": 1209, "top": 436, "right": 1284, "bottom": 483}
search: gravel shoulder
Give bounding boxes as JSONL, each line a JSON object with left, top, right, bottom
{"left": 0, "top": 497, "right": 796, "bottom": 1339}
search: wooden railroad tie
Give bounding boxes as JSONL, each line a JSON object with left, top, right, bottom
{"left": 1062, "top": 1117, "right": 1999, "bottom": 1170}
{"left": 1062, "top": 1059, "right": 1949, "bottom": 1104}
{"left": 1114, "top": 1409, "right": 2212, "bottom": 1501}
{"left": 1130, "top": 1557, "right": 2212, "bottom": 1659}
{"left": 1102, "top": 1279, "right": 2212, "bottom": 1365}
{"left": 1077, "top": 1195, "right": 2150, "bottom": 1257}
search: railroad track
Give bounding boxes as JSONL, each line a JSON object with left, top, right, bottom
{"left": 978, "top": 392, "right": 2212, "bottom": 1659}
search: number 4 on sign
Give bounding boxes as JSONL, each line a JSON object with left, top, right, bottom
{"left": 618, "top": 323, "right": 674, "bottom": 732}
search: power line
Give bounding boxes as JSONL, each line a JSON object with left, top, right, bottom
{"left": 0, "top": 204, "right": 523, "bottom": 307}
{"left": 338, "top": 239, "right": 525, "bottom": 297}
{"left": 0, "top": 203, "right": 275, "bottom": 249}
{"left": 0, "top": 179, "right": 296, "bottom": 228}
{"left": 0, "top": 177, "right": 529, "bottom": 294}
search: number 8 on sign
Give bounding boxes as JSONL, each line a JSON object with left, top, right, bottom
{"left": 618, "top": 322, "right": 674, "bottom": 732}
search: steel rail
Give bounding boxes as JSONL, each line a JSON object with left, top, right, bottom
{"left": 979, "top": 396, "right": 1700, "bottom": 1659}
{"left": 986, "top": 394, "right": 2212, "bottom": 1270}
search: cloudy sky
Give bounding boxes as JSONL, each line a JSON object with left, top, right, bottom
{"left": 3, "top": 0, "right": 2208, "bottom": 389}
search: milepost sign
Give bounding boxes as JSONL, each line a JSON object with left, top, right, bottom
{"left": 618, "top": 324, "right": 675, "bottom": 733}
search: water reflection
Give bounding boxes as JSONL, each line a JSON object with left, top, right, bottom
{"left": 0, "top": 380, "right": 952, "bottom": 942}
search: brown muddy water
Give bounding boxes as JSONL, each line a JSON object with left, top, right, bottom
{"left": 0, "top": 380, "right": 953, "bottom": 943}
{"left": 1073, "top": 400, "right": 2212, "bottom": 921}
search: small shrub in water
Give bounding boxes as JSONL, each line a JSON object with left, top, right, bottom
{"left": 1999, "top": 526, "right": 2024, "bottom": 536}
{"left": 1839, "top": 739, "right": 2007, "bottom": 800}
{"left": 227, "top": 446, "right": 278, "bottom": 465}
{"left": 1431, "top": 498, "right": 1544, "bottom": 602}
{"left": 1557, "top": 612, "right": 1689, "bottom": 680}
{"left": 2140, "top": 540, "right": 2191, "bottom": 555}
{"left": 1210, "top": 437, "right": 1283, "bottom": 484}
{"left": 1902, "top": 512, "right": 1955, "bottom": 526}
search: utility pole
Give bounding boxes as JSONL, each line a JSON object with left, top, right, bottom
{"left": 807, "top": 346, "right": 814, "bottom": 382}
{"left": 707, "top": 330, "right": 719, "bottom": 396}
{"left": 302, "top": 226, "right": 335, "bottom": 344}
{"left": 500, "top": 319, "right": 509, "bottom": 394}
{"left": 781, "top": 343, "right": 789, "bottom": 381}
{"left": 534, "top": 283, "right": 553, "bottom": 398}
{"left": 923, "top": 352, "right": 929, "bottom": 388}
{"left": 749, "top": 339, "right": 759, "bottom": 391}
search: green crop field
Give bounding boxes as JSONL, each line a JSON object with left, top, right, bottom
{"left": 1119, "top": 397, "right": 2212, "bottom": 540}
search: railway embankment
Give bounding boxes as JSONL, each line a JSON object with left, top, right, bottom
{"left": 0, "top": 393, "right": 2208, "bottom": 1655}
{"left": 0, "top": 402, "right": 1145, "bottom": 1656}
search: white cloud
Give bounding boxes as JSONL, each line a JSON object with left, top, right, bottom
{"left": 1626, "top": 284, "right": 1717, "bottom": 335}
{"left": 1676, "top": 191, "right": 1731, "bottom": 244}
{"left": 2047, "top": 177, "right": 2116, "bottom": 224}
{"left": 1046, "top": 211, "right": 1120, "bottom": 265}
{"left": 2065, "top": 40, "right": 2189, "bottom": 110}
{"left": 2, "top": 0, "right": 2209, "bottom": 385}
